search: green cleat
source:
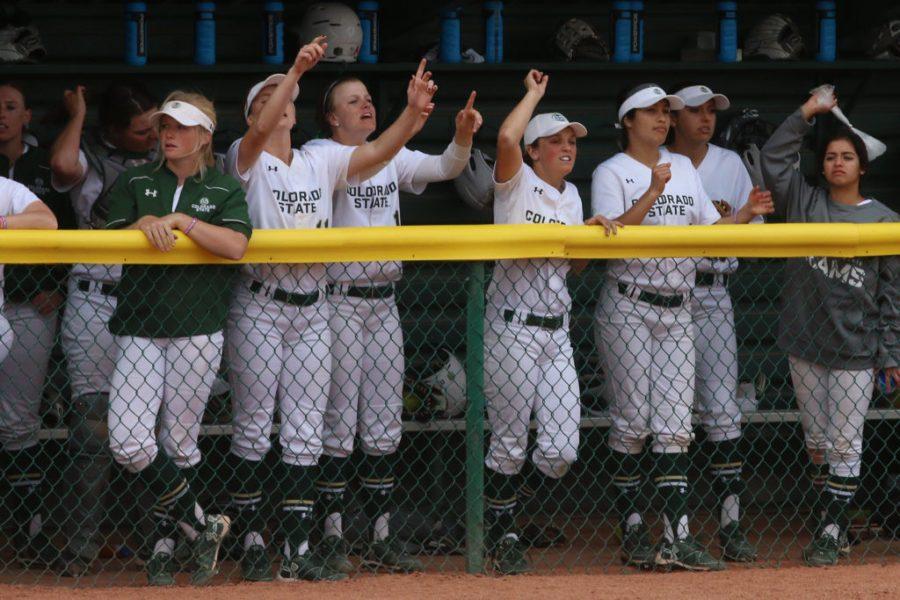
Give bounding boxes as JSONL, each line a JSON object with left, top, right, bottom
{"left": 719, "top": 523, "right": 758, "bottom": 562}
{"left": 241, "top": 544, "right": 273, "bottom": 582}
{"left": 146, "top": 552, "right": 176, "bottom": 587}
{"left": 803, "top": 534, "right": 839, "bottom": 567}
{"left": 320, "top": 535, "right": 354, "bottom": 575}
{"left": 490, "top": 536, "right": 531, "bottom": 576}
{"left": 621, "top": 523, "right": 656, "bottom": 568}
{"left": 656, "top": 537, "right": 726, "bottom": 572}
{"left": 190, "top": 514, "right": 231, "bottom": 586}
{"left": 362, "top": 536, "right": 424, "bottom": 573}
{"left": 837, "top": 530, "right": 851, "bottom": 558}
{"left": 277, "top": 551, "right": 348, "bottom": 582}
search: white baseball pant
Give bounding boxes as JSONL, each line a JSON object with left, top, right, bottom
{"left": 595, "top": 283, "right": 696, "bottom": 455}
{"left": 226, "top": 285, "right": 332, "bottom": 467}
{"left": 61, "top": 279, "right": 118, "bottom": 398}
{"left": 323, "top": 292, "right": 404, "bottom": 459}
{"left": 0, "top": 313, "right": 11, "bottom": 365}
{"left": 691, "top": 284, "right": 741, "bottom": 442}
{"left": 0, "top": 302, "right": 56, "bottom": 450}
{"left": 483, "top": 316, "right": 580, "bottom": 479}
{"left": 108, "top": 332, "right": 223, "bottom": 473}
{"left": 789, "top": 355, "right": 874, "bottom": 479}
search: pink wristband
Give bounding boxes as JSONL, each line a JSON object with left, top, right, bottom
{"left": 183, "top": 217, "right": 198, "bottom": 235}
{"left": 0, "top": 215, "right": 7, "bottom": 229}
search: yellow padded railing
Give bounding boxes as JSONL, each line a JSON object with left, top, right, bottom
{"left": 1, "top": 223, "right": 898, "bottom": 264}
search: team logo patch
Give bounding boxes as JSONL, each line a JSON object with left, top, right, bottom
{"left": 145, "top": 188, "right": 158, "bottom": 198}
{"left": 191, "top": 197, "right": 216, "bottom": 213}
{"left": 700, "top": 86, "right": 711, "bottom": 93}
{"left": 551, "top": 113, "right": 567, "bottom": 122}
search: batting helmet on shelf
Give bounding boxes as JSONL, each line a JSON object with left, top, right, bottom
{"left": 553, "top": 18, "right": 609, "bottom": 62}
{"left": 454, "top": 149, "right": 496, "bottom": 212}
{"left": 296, "top": 3, "right": 361, "bottom": 63}
{"left": 744, "top": 14, "right": 804, "bottom": 60}
{"left": 866, "top": 20, "right": 900, "bottom": 59}
{"left": 0, "top": 24, "right": 45, "bottom": 63}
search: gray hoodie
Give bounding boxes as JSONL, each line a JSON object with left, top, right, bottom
{"left": 761, "top": 108, "right": 900, "bottom": 370}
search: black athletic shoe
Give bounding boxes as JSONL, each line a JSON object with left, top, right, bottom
{"left": 621, "top": 523, "right": 656, "bottom": 568}
{"left": 490, "top": 536, "right": 531, "bottom": 576}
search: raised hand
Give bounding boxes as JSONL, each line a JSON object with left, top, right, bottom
{"left": 293, "top": 35, "right": 327, "bottom": 75}
{"left": 649, "top": 162, "right": 672, "bottom": 196}
{"left": 63, "top": 85, "right": 87, "bottom": 119}
{"left": 801, "top": 88, "right": 837, "bottom": 121}
{"left": 524, "top": 69, "right": 548, "bottom": 97}
{"left": 454, "top": 91, "right": 483, "bottom": 145}
{"left": 747, "top": 186, "right": 775, "bottom": 215}
{"left": 407, "top": 58, "right": 438, "bottom": 116}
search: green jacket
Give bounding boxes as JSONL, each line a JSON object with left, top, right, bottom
{"left": 105, "top": 162, "right": 252, "bottom": 338}
{"left": 1, "top": 144, "right": 77, "bottom": 303}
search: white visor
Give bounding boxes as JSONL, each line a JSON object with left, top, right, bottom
{"left": 617, "top": 85, "right": 685, "bottom": 125}
{"left": 245, "top": 74, "right": 300, "bottom": 119}
{"left": 150, "top": 100, "right": 214, "bottom": 133}
{"left": 673, "top": 85, "right": 730, "bottom": 110}
{"left": 524, "top": 112, "right": 588, "bottom": 146}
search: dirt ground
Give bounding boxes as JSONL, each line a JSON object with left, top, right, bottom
{"left": 1, "top": 514, "right": 897, "bottom": 599}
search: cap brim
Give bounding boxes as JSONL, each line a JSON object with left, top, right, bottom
{"left": 245, "top": 74, "right": 300, "bottom": 118}
{"left": 681, "top": 92, "right": 730, "bottom": 110}
{"left": 536, "top": 122, "right": 589, "bottom": 142}
{"left": 662, "top": 95, "right": 686, "bottom": 110}
{"left": 149, "top": 109, "right": 206, "bottom": 129}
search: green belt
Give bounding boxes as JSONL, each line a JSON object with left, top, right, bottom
{"left": 617, "top": 282, "right": 683, "bottom": 308}
{"left": 503, "top": 309, "right": 565, "bottom": 330}
{"left": 327, "top": 283, "right": 394, "bottom": 299}
{"left": 249, "top": 281, "right": 319, "bottom": 307}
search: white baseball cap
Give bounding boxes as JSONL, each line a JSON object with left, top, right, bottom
{"left": 672, "top": 84, "right": 731, "bottom": 110}
{"left": 150, "top": 100, "right": 215, "bottom": 133}
{"left": 244, "top": 74, "right": 300, "bottom": 119}
{"left": 617, "top": 84, "right": 685, "bottom": 125}
{"left": 524, "top": 112, "right": 588, "bottom": 146}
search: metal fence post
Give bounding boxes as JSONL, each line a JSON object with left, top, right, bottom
{"left": 464, "top": 261, "right": 485, "bottom": 574}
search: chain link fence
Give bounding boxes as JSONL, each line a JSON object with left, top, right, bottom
{"left": 0, "top": 231, "right": 898, "bottom": 584}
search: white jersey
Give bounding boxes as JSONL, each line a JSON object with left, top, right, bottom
{"left": 695, "top": 143, "right": 757, "bottom": 274}
{"left": 487, "top": 164, "right": 583, "bottom": 319}
{"left": 0, "top": 176, "right": 41, "bottom": 306}
{"left": 54, "top": 145, "right": 151, "bottom": 283}
{"left": 225, "top": 137, "right": 354, "bottom": 294}
{"left": 591, "top": 148, "right": 720, "bottom": 294}
{"left": 306, "top": 139, "right": 429, "bottom": 286}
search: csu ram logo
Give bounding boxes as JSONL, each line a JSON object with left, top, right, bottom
{"left": 191, "top": 197, "right": 216, "bottom": 213}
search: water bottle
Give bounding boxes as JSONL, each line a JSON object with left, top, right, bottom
{"left": 816, "top": 1, "right": 836, "bottom": 62}
{"left": 630, "top": 1, "right": 644, "bottom": 62}
{"left": 439, "top": 8, "right": 461, "bottom": 63}
{"left": 194, "top": 2, "right": 216, "bottom": 65}
{"left": 484, "top": 1, "right": 503, "bottom": 63}
{"left": 357, "top": 1, "right": 379, "bottom": 63}
{"left": 124, "top": 2, "right": 147, "bottom": 66}
{"left": 717, "top": 1, "right": 738, "bottom": 62}
{"left": 611, "top": 1, "right": 631, "bottom": 63}
{"left": 262, "top": 1, "right": 284, "bottom": 64}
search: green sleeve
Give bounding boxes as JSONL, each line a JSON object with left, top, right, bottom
{"left": 211, "top": 185, "right": 253, "bottom": 239}
{"left": 104, "top": 174, "right": 138, "bottom": 229}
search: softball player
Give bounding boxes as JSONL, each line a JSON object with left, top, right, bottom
{"left": 667, "top": 83, "right": 760, "bottom": 562}
{"left": 309, "top": 78, "right": 482, "bottom": 574}
{"left": 0, "top": 87, "right": 59, "bottom": 563}
{"left": 591, "top": 83, "right": 771, "bottom": 571}
{"left": 761, "top": 91, "right": 900, "bottom": 566}
{"left": 224, "top": 39, "right": 438, "bottom": 582}
{"left": 104, "top": 91, "right": 251, "bottom": 586}
{"left": 483, "top": 69, "right": 619, "bottom": 575}
{"left": 49, "top": 81, "right": 158, "bottom": 576}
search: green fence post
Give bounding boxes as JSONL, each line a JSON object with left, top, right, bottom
{"left": 464, "top": 260, "right": 485, "bottom": 574}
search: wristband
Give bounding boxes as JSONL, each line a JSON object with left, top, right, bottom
{"left": 0, "top": 215, "right": 7, "bottom": 229}
{"left": 183, "top": 217, "right": 198, "bottom": 235}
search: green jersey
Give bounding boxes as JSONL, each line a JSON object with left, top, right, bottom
{"left": 105, "top": 162, "right": 252, "bottom": 338}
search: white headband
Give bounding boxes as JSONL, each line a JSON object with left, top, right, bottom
{"left": 151, "top": 100, "right": 215, "bottom": 133}
{"left": 616, "top": 85, "right": 685, "bottom": 127}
